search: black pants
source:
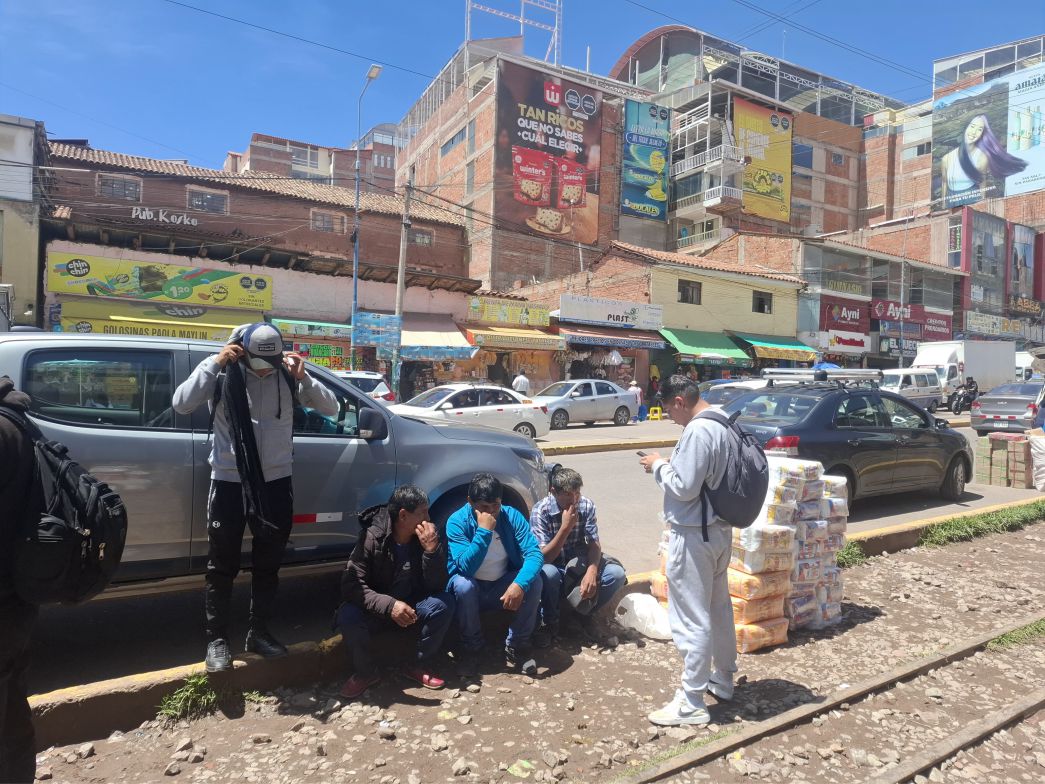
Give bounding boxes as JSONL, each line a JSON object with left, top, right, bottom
{"left": 205, "top": 478, "right": 293, "bottom": 641}
{"left": 0, "top": 592, "right": 37, "bottom": 784}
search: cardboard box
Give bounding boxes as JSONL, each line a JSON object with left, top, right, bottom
{"left": 1009, "top": 465, "right": 1035, "bottom": 489}
{"left": 992, "top": 452, "right": 1010, "bottom": 470}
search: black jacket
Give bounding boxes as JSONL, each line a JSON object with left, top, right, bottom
{"left": 340, "top": 504, "right": 449, "bottom": 616}
{"left": 0, "top": 377, "right": 37, "bottom": 587}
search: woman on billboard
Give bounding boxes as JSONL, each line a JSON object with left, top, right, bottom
{"left": 939, "top": 114, "right": 1027, "bottom": 205}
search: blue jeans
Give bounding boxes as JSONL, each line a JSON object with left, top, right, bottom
{"left": 448, "top": 571, "right": 542, "bottom": 652}
{"left": 539, "top": 559, "right": 628, "bottom": 627}
{"left": 336, "top": 591, "right": 456, "bottom": 677}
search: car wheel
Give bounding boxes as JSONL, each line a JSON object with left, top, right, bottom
{"left": 551, "top": 409, "right": 570, "bottom": 429}
{"left": 430, "top": 489, "right": 468, "bottom": 532}
{"left": 513, "top": 422, "right": 537, "bottom": 439}
{"left": 613, "top": 406, "right": 630, "bottom": 426}
{"left": 940, "top": 456, "right": 967, "bottom": 501}
{"left": 928, "top": 400, "right": 938, "bottom": 413}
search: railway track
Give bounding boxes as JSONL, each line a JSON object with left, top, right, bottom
{"left": 622, "top": 613, "right": 1045, "bottom": 784}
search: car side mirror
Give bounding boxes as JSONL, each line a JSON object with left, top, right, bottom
{"left": 358, "top": 407, "right": 388, "bottom": 440}
{"left": 437, "top": 401, "right": 453, "bottom": 411}
{"left": 935, "top": 418, "right": 949, "bottom": 429}
{"left": 570, "top": 391, "right": 581, "bottom": 398}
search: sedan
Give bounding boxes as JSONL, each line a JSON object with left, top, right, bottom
{"left": 970, "top": 382, "right": 1044, "bottom": 436}
{"left": 533, "top": 379, "right": 638, "bottom": 429}
{"left": 702, "top": 379, "right": 768, "bottom": 411}
{"left": 334, "top": 370, "right": 395, "bottom": 402}
{"left": 722, "top": 383, "right": 973, "bottom": 503}
{"left": 389, "top": 384, "right": 551, "bottom": 440}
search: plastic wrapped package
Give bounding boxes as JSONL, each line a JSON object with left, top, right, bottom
{"left": 801, "top": 519, "right": 829, "bottom": 541}
{"left": 789, "top": 608, "right": 818, "bottom": 630}
{"left": 823, "top": 533, "right": 846, "bottom": 553}
{"left": 735, "top": 616, "right": 789, "bottom": 653}
{"left": 794, "top": 539, "right": 823, "bottom": 560}
{"left": 820, "top": 601, "right": 843, "bottom": 626}
{"left": 791, "top": 557, "right": 822, "bottom": 583}
{"left": 798, "top": 480, "right": 825, "bottom": 502}
{"left": 730, "top": 547, "right": 795, "bottom": 575}
{"left": 822, "top": 474, "right": 849, "bottom": 499}
{"left": 755, "top": 502, "right": 797, "bottom": 526}
{"left": 767, "top": 455, "right": 824, "bottom": 481}
{"left": 659, "top": 550, "right": 669, "bottom": 575}
{"left": 789, "top": 580, "right": 817, "bottom": 598}
{"left": 765, "top": 484, "right": 799, "bottom": 504}
{"left": 734, "top": 524, "right": 795, "bottom": 553}
{"left": 821, "top": 565, "right": 842, "bottom": 586}
{"left": 826, "top": 517, "right": 848, "bottom": 536}
{"left": 822, "top": 497, "right": 849, "bottom": 518}
{"left": 650, "top": 571, "right": 669, "bottom": 602}
{"left": 732, "top": 594, "right": 786, "bottom": 624}
{"left": 816, "top": 581, "right": 844, "bottom": 604}
{"left": 616, "top": 594, "right": 672, "bottom": 640}
{"left": 728, "top": 569, "right": 791, "bottom": 601}
{"left": 785, "top": 593, "right": 818, "bottom": 618}
{"left": 797, "top": 499, "right": 829, "bottom": 520}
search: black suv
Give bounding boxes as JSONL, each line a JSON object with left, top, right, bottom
{"left": 722, "top": 382, "right": 973, "bottom": 503}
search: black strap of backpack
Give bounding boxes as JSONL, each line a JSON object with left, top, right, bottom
{"left": 207, "top": 372, "right": 225, "bottom": 441}
{"left": 694, "top": 409, "right": 739, "bottom": 544}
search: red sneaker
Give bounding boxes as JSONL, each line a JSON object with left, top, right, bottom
{"left": 339, "top": 672, "right": 380, "bottom": 700}
{"left": 401, "top": 664, "right": 446, "bottom": 690}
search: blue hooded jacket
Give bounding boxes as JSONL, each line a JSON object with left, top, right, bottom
{"left": 445, "top": 502, "right": 543, "bottom": 591}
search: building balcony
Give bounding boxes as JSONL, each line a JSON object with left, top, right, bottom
{"left": 670, "top": 144, "right": 745, "bottom": 179}
{"left": 676, "top": 229, "right": 719, "bottom": 252}
{"left": 671, "top": 186, "right": 744, "bottom": 220}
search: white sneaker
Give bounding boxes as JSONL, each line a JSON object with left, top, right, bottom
{"left": 707, "top": 672, "right": 734, "bottom": 701}
{"left": 648, "top": 690, "right": 711, "bottom": 726}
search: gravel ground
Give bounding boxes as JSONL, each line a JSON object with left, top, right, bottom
{"left": 34, "top": 524, "right": 1045, "bottom": 784}
{"left": 931, "top": 709, "right": 1045, "bottom": 784}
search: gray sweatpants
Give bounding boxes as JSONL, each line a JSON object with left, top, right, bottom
{"left": 665, "top": 522, "right": 738, "bottom": 706}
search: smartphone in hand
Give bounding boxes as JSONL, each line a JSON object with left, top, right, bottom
{"left": 636, "top": 451, "right": 647, "bottom": 457}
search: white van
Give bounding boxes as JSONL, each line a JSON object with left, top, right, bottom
{"left": 880, "top": 369, "right": 944, "bottom": 412}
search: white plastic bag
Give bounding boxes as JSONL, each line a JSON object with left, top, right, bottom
{"left": 615, "top": 593, "right": 673, "bottom": 640}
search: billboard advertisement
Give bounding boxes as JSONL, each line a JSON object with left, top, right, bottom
{"left": 495, "top": 60, "right": 603, "bottom": 245}
{"left": 55, "top": 298, "right": 258, "bottom": 341}
{"left": 620, "top": 100, "right": 671, "bottom": 221}
{"left": 1009, "top": 224, "right": 1038, "bottom": 311}
{"left": 932, "top": 61, "right": 1045, "bottom": 208}
{"left": 466, "top": 295, "right": 551, "bottom": 327}
{"left": 734, "top": 97, "right": 792, "bottom": 222}
{"left": 965, "top": 209, "right": 1008, "bottom": 315}
{"left": 819, "top": 294, "right": 870, "bottom": 333}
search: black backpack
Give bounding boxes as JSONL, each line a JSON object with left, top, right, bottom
{"left": 698, "top": 410, "right": 769, "bottom": 542}
{"left": 0, "top": 405, "right": 128, "bottom": 604}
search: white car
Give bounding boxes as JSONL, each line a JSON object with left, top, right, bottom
{"left": 334, "top": 370, "right": 395, "bottom": 402}
{"left": 389, "top": 383, "right": 551, "bottom": 440}
{"left": 701, "top": 379, "right": 768, "bottom": 411}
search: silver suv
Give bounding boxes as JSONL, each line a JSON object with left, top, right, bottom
{"left": 0, "top": 334, "right": 549, "bottom": 590}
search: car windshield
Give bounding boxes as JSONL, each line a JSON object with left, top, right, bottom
{"left": 702, "top": 385, "right": 752, "bottom": 405}
{"left": 986, "top": 383, "right": 1043, "bottom": 397}
{"left": 404, "top": 387, "right": 455, "bottom": 407}
{"left": 879, "top": 375, "right": 904, "bottom": 390}
{"left": 345, "top": 377, "right": 381, "bottom": 393}
{"left": 538, "top": 382, "right": 574, "bottom": 397}
{"left": 723, "top": 390, "right": 821, "bottom": 426}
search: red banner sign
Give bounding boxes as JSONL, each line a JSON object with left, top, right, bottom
{"left": 870, "top": 298, "right": 926, "bottom": 323}
{"left": 820, "top": 294, "right": 870, "bottom": 332}
{"left": 922, "top": 313, "right": 953, "bottom": 338}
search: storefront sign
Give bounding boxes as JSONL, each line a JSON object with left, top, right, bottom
{"left": 923, "top": 313, "right": 953, "bottom": 338}
{"left": 879, "top": 336, "right": 918, "bottom": 357}
{"left": 823, "top": 329, "right": 869, "bottom": 354}
{"left": 1008, "top": 295, "right": 1044, "bottom": 318}
{"left": 47, "top": 251, "right": 273, "bottom": 311}
{"left": 130, "top": 206, "right": 199, "bottom": 226}
{"left": 963, "top": 310, "right": 1045, "bottom": 341}
{"left": 352, "top": 312, "right": 402, "bottom": 359}
{"left": 620, "top": 100, "right": 671, "bottom": 221}
{"left": 466, "top": 296, "right": 551, "bottom": 327}
{"left": 292, "top": 342, "right": 349, "bottom": 371}
{"left": 56, "top": 297, "right": 255, "bottom": 342}
{"left": 870, "top": 298, "right": 925, "bottom": 323}
{"left": 271, "top": 318, "right": 353, "bottom": 340}
{"left": 819, "top": 294, "right": 869, "bottom": 332}
{"left": 823, "top": 278, "right": 866, "bottom": 297}
{"left": 558, "top": 294, "right": 663, "bottom": 330}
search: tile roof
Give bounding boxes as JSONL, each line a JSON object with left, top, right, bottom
{"left": 48, "top": 143, "right": 465, "bottom": 228}
{"left": 609, "top": 241, "right": 807, "bottom": 286}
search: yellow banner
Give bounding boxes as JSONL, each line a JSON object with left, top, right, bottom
{"left": 47, "top": 251, "right": 273, "bottom": 311}
{"left": 734, "top": 98, "right": 792, "bottom": 222}
{"left": 466, "top": 296, "right": 550, "bottom": 327}
{"left": 57, "top": 297, "right": 261, "bottom": 342}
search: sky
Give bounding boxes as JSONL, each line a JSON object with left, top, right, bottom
{"left": 2, "top": 0, "right": 1043, "bottom": 170}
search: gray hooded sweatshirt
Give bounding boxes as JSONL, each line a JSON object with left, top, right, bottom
{"left": 172, "top": 357, "right": 340, "bottom": 483}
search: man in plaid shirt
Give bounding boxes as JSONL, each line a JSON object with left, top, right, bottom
{"left": 529, "top": 467, "right": 627, "bottom": 646}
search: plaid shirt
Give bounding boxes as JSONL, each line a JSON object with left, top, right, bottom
{"left": 529, "top": 494, "right": 600, "bottom": 568}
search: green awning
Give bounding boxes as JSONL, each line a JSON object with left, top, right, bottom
{"left": 659, "top": 329, "right": 753, "bottom": 367}
{"left": 729, "top": 332, "right": 817, "bottom": 363}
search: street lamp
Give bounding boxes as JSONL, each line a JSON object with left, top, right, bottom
{"left": 350, "top": 63, "right": 383, "bottom": 370}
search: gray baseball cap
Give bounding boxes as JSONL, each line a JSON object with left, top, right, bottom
{"left": 233, "top": 322, "right": 284, "bottom": 368}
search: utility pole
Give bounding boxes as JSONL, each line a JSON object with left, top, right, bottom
{"left": 391, "top": 165, "right": 415, "bottom": 399}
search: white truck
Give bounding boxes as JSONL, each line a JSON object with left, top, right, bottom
{"left": 1015, "top": 351, "right": 1035, "bottom": 381}
{"left": 911, "top": 340, "right": 1015, "bottom": 410}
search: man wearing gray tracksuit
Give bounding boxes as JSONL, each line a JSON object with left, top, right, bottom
{"left": 639, "top": 374, "right": 738, "bottom": 726}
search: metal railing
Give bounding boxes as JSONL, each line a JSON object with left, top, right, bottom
{"left": 670, "top": 144, "right": 745, "bottom": 177}
{"left": 674, "top": 104, "right": 710, "bottom": 133}
{"left": 676, "top": 229, "right": 719, "bottom": 249}
{"left": 703, "top": 185, "right": 743, "bottom": 203}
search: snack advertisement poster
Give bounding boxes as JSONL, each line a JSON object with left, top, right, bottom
{"left": 621, "top": 100, "right": 671, "bottom": 221}
{"left": 734, "top": 97, "right": 793, "bottom": 222}
{"left": 495, "top": 59, "right": 603, "bottom": 245}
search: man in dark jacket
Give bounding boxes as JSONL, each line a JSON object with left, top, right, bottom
{"left": 0, "top": 377, "right": 42, "bottom": 782}
{"left": 336, "top": 486, "right": 455, "bottom": 700}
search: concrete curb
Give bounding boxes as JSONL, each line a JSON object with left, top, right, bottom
{"left": 30, "top": 496, "right": 1041, "bottom": 751}
{"left": 541, "top": 438, "right": 677, "bottom": 457}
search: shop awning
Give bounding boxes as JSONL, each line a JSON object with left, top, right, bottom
{"left": 464, "top": 325, "right": 565, "bottom": 351}
{"left": 660, "top": 328, "right": 753, "bottom": 367}
{"left": 57, "top": 296, "right": 261, "bottom": 342}
{"left": 557, "top": 324, "right": 666, "bottom": 350}
{"left": 730, "top": 332, "right": 818, "bottom": 363}
{"left": 400, "top": 314, "right": 478, "bottom": 360}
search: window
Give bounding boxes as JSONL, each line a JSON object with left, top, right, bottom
{"left": 833, "top": 394, "right": 886, "bottom": 429}
{"left": 914, "top": 374, "right": 929, "bottom": 388}
{"left": 410, "top": 228, "right": 433, "bottom": 246}
{"left": 449, "top": 390, "right": 480, "bottom": 408}
{"left": 881, "top": 396, "right": 928, "bottom": 429}
{"left": 574, "top": 383, "right": 594, "bottom": 398}
{"left": 678, "top": 279, "right": 702, "bottom": 304}
{"left": 831, "top": 152, "right": 845, "bottom": 167}
{"left": 752, "top": 291, "right": 773, "bottom": 314}
{"left": 595, "top": 382, "right": 617, "bottom": 396}
{"left": 293, "top": 375, "right": 361, "bottom": 436}
{"left": 793, "top": 143, "right": 814, "bottom": 169}
{"left": 291, "top": 145, "right": 319, "bottom": 169}
{"left": 901, "top": 142, "right": 932, "bottom": 160}
{"left": 947, "top": 219, "right": 963, "bottom": 269}
{"left": 440, "top": 126, "right": 467, "bottom": 157}
{"left": 465, "top": 161, "right": 475, "bottom": 195}
{"left": 25, "top": 349, "right": 176, "bottom": 429}
{"left": 481, "top": 389, "right": 517, "bottom": 406}
{"left": 98, "top": 174, "right": 141, "bottom": 202}
{"left": 467, "top": 119, "right": 476, "bottom": 154}
{"left": 311, "top": 210, "right": 346, "bottom": 233}
{"left": 187, "top": 188, "right": 228, "bottom": 214}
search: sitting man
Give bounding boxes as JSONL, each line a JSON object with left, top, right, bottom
{"left": 337, "top": 485, "right": 455, "bottom": 700}
{"left": 530, "top": 467, "right": 628, "bottom": 645}
{"left": 447, "top": 473, "right": 544, "bottom": 677}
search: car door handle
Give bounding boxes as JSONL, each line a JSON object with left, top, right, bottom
{"left": 847, "top": 439, "right": 862, "bottom": 446}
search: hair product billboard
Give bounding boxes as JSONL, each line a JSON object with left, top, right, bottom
{"left": 932, "top": 62, "right": 1045, "bottom": 208}
{"left": 620, "top": 100, "right": 671, "bottom": 221}
{"left": 734, "top": 97, "right": 792, "bottom": 222}
{"left": 495, "top": 60, "right": 603, "bottom": 245}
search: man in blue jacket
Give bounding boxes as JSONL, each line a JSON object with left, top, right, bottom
{"left": 446, "top": 473, "right": 543, "bottom": 677}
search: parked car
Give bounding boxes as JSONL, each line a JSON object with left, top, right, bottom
{"left": 0, "top": 333, "right": 550, "bottom": 592}
{"left": 334, "top": 369, "right": 394, "bottom": 402}
{"left": 702, "top": 379, "right": 768, "bottom": 411}
{"left": 389, "top": 383, "right": 551, "bottom": 440}
{"left": 533, "top": 379, "right": 638, "bottom": 429}
{"left": 878, "top": 369, "right": 944, "bottom": 413}
{"left": 722, "top": 381, "right": 973, "bottom": 503}
{"left": 969, "top": 382, "right": 1045, "bottom": 436}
